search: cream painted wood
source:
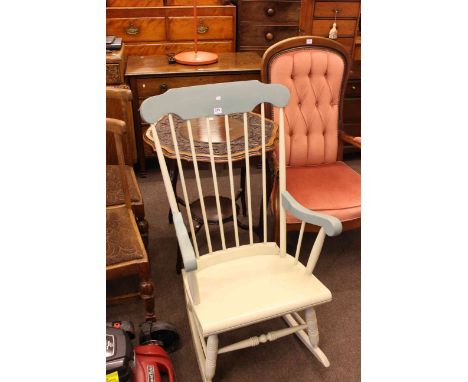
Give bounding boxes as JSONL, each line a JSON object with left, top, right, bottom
{"left": 186, "top": 253, "right": 331, "bottom": 335}
{"left": 217, "top": 324, "right": 307, "bottom": 354}
{"left": 294, "top": 221, "right": 306, "bottom": 264}
{"left": 185, "top": 293, "right": 210, "bottom": 382}
{"left": 142, "top": 81, "right": 345, "bottom": 381}
{"left": 205, "top": 335, "right": 219, "bottom": 380}
{"left": 196, "top": 242, "right": 279, "bottom": 271}
{"left": 278, "top": 107, "right": 286, "bottom": 257}
{"left": 187, "top": 120, "right": 213, "bottom": 254}
{"left": 305, "top": 228, "right": 326, "bottom": 274}
{"left": 150, "top": 124, "right": 178, "bottom": 213}
{"left": 283, "top": 313, "right": 330, "bottom": 367}
{"left": 168, "top": 114, "right": 200, "bottom": 258}
{"left": 224, "top": 114, "right": 240, "bottom": 247}
{"left": 260, "top": 103, "right": 267, "bottom": 242}
{"left": 206, "top": 117, "right": 226, "bottom": 250}
{"left": 305, "top": 307, "right": 319, "bottom": 347}
{"left": 243, "top": 112, "right": 254, "bottom": 245}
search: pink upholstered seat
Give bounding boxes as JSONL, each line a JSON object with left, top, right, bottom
{"left": 285, "top": 162, "right": 361, "bottom": 224}
{"left": 262, "top": 36, "right": 361, "bottom": 230}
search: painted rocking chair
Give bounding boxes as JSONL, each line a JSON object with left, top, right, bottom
{"left": 140, "top": 80, "right": 342, "bottom": 381}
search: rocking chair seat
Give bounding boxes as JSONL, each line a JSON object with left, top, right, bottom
{"left": 188, "top": 244, "right": 332, "bottom": 336}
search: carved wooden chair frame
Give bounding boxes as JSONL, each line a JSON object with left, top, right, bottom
{"left": 261, "top": 36, "right": 361, "bottom": 237}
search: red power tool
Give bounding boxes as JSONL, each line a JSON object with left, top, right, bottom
{"left": 106, "top": 320, "right": 179, "bottom": 382}
{"left": 133, "top": 344, "right": 176, "bottom": 382}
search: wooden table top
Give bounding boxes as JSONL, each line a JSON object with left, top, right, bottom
{"left": 125, "top": 52, "right": 262, "bottom": 77}
{"left": 144, "top": 112, "right": 277, "bottom": 163}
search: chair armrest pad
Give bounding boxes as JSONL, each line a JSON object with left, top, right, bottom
{"left": 173, "top": 212, "right": 197, "bottom": 272}
{"left": 281, "top": 191, "right": 342, "bottom": 236}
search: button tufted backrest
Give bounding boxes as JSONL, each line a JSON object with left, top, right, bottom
{"left": 269, "top": 47, "right": 346, "bottom": 166}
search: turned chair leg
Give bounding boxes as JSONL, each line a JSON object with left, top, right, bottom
{"left": 139, "top": 264, "right": 156, "bottom": 321}
{"left": 205, "top": 335, "right": 219, "bottom": 381}
{"left": 137, "top": 217, "right": 149, "bottom": 248}
{"left": 304, "top": 308, "right": 330, "bottom": 367}
{"left": 305, "top": 308, "right": 319, "bottom": 347}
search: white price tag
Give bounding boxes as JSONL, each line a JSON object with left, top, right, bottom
{"left": 214, "top": 107, "right": 223, "bottom": 115}
{"left": 306, "top": 38, "right": 313, "bottom": 45}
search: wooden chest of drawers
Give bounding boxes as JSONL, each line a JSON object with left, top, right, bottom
{"left": 343, "top": 60, "right": 360, "bottom": 150}
{"left": 106, "top": 44, "right": 127, "bottom": 85}
{"left": 236, "top": 0, "right": 301, "bottom": 52}
{"left": 125, "top": 52, "right": 262, "bottom": 173}
{"left": 300, "top": 0, "right": 361, "bottom": 58}
{"left": 106, "top": 2, "right": 237, "bottom": 56}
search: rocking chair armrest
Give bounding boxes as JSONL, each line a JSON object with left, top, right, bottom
{"left": 173, "top": 212, "right": 197, "bottom": 272}
{"left": 281, "top": 191, "right": 342, "bottom": 236}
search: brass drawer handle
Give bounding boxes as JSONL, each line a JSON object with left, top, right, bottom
{"left": 197, "top": 22, "right": 209, "bottom": 34}
{"left": 125, "top": 24, "right": 139, "bottom": 35}
{"left": 266, "top": 8, "right": 275, "bottom": 16}
{"left": 265, "top": 32, "right": 274, "bottom": 41}
{"left": 160, "top": 83, "right": 168, "bottom": 93}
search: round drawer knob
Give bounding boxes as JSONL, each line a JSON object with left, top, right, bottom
{"left": 266, "top": 8, "right": 275, "bottom": 16}
{"left": 160, "top": 83, "right": 168, "bottom": 93}
{"left": 351, "top": 85, "right": 357, "bottom": 91}
{"left": 265, "top": 32, "right": 274, "bottom": 41}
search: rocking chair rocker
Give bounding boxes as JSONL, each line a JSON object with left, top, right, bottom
{"left": 140, "top": 80, "right": 343, "bottom": 381}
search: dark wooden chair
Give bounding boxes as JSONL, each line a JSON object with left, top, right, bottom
{"left": 106, "top": 118, "right": 156, "bottom": 321}
{"left": 261, "top": 36, "right": 361, "bottom": 241}
{"left": 106, "top": 87, "right": 148, "bottom": 246}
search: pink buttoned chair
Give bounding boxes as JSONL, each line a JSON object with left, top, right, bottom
{"left": 261, "top": 36, "right": 361, "bottom": 240}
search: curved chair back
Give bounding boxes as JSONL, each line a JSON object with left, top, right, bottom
{"left": 261, "top": 36, "right": 351, "bottom": 166}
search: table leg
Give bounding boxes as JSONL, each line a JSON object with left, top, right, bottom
{"left": 239, "top": 165, "right": 247, "bottom": 216}
{"left": 129, "top": 78, "right": 147, "bottom": 177}
{"left": 255, "top": 156, "right": 274, "bottom": 240}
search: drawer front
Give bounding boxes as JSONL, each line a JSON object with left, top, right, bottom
{"left": 335, "top": 37, "right": 354, "bottom": 56}
{"left": 311, "top": 19, "right": 357, "bottom": 37}
{"left": 345, "top": 80, "right": 360, "bottom": 97}
{"left": 314, "top": 2, "right": 360, "bottom": 18}
{"left": 168, "top": 16, "right": 233, "bottom": 41}
{"left": 136, "top": 74, "right": 260, "bottom": 98}
{"left": 239, "top": 1, "right": 300, "bottom": 23}
{"left": 106, "top": 17, "right": 166, "bottom": 42}
{"left": 106, "top": 0, "right": 164, "bottom": 6}
{"left": 125, "top": 41, "right": 233, "bottom": 56}
{"left": 343, "top": 97, "right": 360, "bottom": 123}
{"left": 167, "top": 0, "right": 224, "bottom": 4}
{"left": 239, "top": 23, "right": 299, "bottom": 47}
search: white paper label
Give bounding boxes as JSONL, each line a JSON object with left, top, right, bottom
{"left": 306, "top": 38, "right": 313, "bottom": 45}
{"left": 214, "top": 107, "right": 223, "bottom": 115}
